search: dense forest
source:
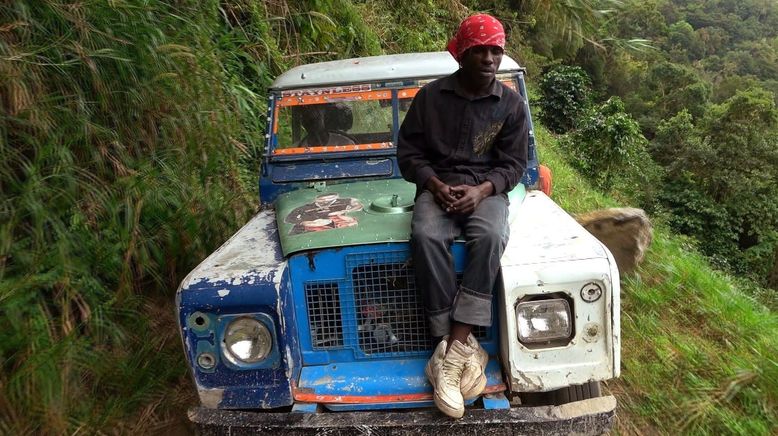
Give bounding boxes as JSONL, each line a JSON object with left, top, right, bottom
{"left": 1, "top": 0, "right": 775, "bottom": 434}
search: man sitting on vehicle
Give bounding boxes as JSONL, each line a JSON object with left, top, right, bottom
{"left": 397, "top": 14, "right": 528, "bottom": 419}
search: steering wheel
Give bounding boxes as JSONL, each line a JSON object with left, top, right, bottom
{"left": 329, "top": 130, "right": 358, "bottom": 144}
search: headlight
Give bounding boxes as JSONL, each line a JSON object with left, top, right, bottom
{"left": 516, "top": 299, "right": 572, "bottom": 344}
{"left": 223, "top": 317, "right": 272, "bottom": 364}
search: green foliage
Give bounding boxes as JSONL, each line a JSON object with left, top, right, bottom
{"left": 624, "top": 61, "right": 711, "bottom": 136}
{"left": 560, "top": 97, "right": 661, "bottom": 205}
{"left": 0, "top": 1, "right": 262, "bottom": 432}
{"left": 651, "top": 89, "right": 778, "bottom": 284}
{"left": 355, "top": 0, "right": 465, "bottom": 54}
{"left": 588, "top": 0, "right": 778, "bottom": 289}
{"left": 540, "top": 126, "right": 777, "bottom": 436}
{"left": 538, "top": 65, "right": 592, "bottom": 133}
{"left": 665, "top": 20, "right": 704, "bottom": 61}
{"left": 522, "top": 0, "right": 621, "bottom": 59}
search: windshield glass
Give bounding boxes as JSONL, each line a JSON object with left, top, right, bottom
{"left": 273, "top": 88, "right": 406, "bottom": 156}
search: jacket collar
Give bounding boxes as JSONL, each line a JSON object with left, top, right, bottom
{"left": 440, "top": 70, "right": 503, "bottom": 100}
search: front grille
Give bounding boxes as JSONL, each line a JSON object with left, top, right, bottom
{"left": 350, "top": 251, "right": 430, "bottom": 355}
{"left": 304, "top": 249, "right": 489, "bottom": 358}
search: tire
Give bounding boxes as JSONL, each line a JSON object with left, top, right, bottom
{"left": 552, "top": 381, "right": 602, "bottom": 405}
{"left": 517, "top": 381, "right": 602, "bottom": 406}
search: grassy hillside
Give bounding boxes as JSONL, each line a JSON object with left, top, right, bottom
{"left": 1, "top": 1, "right": 775, "bottom": 435}
{"left": 537, "top": 127, "right": 777, "bottom": 435}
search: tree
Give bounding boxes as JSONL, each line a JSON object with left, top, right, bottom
{"left": 653, "top": 89, "right": 778, "bottom": 282}
{"left": 538, "top": 65, "right": 592, "bottom": 133}
{"left": 519, "top": 0, "right": 616, "bottom": 59}
{"left": 561, "top": 97, "right": 661, "bottom": 205}
{"left": 665, "top": 21, "right": 704, "bottom": 61}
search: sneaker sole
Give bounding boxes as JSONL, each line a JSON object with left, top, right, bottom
{"left": 434, "top": 392, "right": 465, "bottom": 418}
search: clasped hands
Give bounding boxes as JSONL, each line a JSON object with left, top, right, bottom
{"left": 426, "top": 177, "right": 494, "bottom": 214}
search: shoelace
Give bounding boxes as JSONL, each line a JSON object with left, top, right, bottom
{"left": 440, "top": 356, "right": 465, "bottom": 388}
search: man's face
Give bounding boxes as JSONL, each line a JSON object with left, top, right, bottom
{"left": 460, "top": 45, "right": 504, "bottom": 84}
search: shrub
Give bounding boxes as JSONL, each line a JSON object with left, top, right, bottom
{"left": 560, "top": 97, "right": 661, "bottom": 206}
{"left": 538, "top": 65, "right": 593, "bottom": 133}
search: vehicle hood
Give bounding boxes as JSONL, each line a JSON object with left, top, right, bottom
{"left": 275, "top": 178, "right": 416, "bottom": 256}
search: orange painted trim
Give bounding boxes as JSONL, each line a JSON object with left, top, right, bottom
{"left": 273, "top": 105, "right": 279, "bottom": 134}
{"left": 293, "top": 383, "right": 506, "bottom": 404}
{"left": 502, "top": 80, "right": 517, "bottom": 91}
{"left": 272, "top": 142, "right": 394, "bottom": 155}
{"left": 278, "top": 90, "right": 393, "bottom": 107}
{"left": 397, "top": 88, "right": 420, "bottom": 99}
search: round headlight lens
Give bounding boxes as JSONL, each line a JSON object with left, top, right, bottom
{"left": 223, "top": 317, "right": 272, "bottom": 364}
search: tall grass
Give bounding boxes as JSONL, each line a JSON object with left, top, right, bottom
{"left": 0, "top": 1, "right": 259, "bottom": 433}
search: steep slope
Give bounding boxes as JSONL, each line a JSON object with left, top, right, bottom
{"left": 536, "top": 127, "right": 777, "bottom": 435}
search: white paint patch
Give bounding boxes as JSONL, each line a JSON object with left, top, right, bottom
{"left": 198, "top": 388, "right": 225, "bottom": 409}
{"left": 217, "top": 289, "right": 230, "bottom": 297}
{"left": 498, "top": 191, "right": 620, "bottom": 392}
{"left": 503, "top": 191, "right": 608, "bottom": 267}
{"left": 177, "top": 209, "right": 287, "bottom": 291}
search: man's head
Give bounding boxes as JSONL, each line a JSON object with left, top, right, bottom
{"left": 447, "top": 14, "right": 505, "bottom": 86}
{"left": 447, "top": 14, "right": 505, "bottom": 62}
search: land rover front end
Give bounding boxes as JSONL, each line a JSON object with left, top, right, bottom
{"left": 177, "top": 52, "right": 620, "bottom": 435}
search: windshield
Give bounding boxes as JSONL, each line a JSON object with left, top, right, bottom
{"left": 272, "top": 88, "right": 417, "bottom": 156}
{"left": 270, "top": 78, "right": 517, "bottom": 157}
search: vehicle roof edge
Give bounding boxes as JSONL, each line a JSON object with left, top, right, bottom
{"left": 270, "top": 51, "right": 523, "bottom": 90}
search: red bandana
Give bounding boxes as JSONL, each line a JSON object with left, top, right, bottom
{"left": 446, "top": 14, "right": 506, "bottom": 62}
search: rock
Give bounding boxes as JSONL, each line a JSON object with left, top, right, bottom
{"left": 576, "top": 208, "right": 653, "bottom": 275}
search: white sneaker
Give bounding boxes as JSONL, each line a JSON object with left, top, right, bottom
{"left": 460, "top": 334, "right": 488, "bottom": 400}
{"left": 431, "top": 339, "right": 475, "bottom": 418}
{"left": 425, "top": 337, "right": 447, "bottom": 388}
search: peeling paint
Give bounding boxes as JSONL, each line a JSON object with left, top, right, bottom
{"left": 198, "top": 388, "right": 225, "bottom": 409}
{"left": 514, "top": 371, "right": 544, "bottom": 391}
{"left": 217, "top": 289, "right": 230, "bottom": 297}
{"left": 284, "top": 345, "right": 294, "bottom": 379}
{"left": 178, "top": 210, "right": 283, "bottom": 291}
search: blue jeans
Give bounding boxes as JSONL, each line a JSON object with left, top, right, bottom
{"left": 411, "top": 191, "right": 509, "bottom": 337}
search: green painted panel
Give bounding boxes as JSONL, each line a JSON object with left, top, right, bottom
{"left": 275, "top": 178, "right": 527, "bottom": 256}
{"left": 276, "top": 179, "right": 416, "bottom": 256}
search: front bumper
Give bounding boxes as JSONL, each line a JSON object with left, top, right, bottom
{"left": 190, "top": 395, "right": 616, "bottom": 435}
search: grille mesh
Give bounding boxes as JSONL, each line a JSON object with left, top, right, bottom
{"left": 305, "top": 281, "right": 344, "bottom": 350}
{"left": 305, "top": 249, "right": 489, "bottom": 357}
{"left": 349, "top": 251, "right": 430, "bottom": 356}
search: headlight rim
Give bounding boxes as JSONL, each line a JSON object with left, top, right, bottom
{"left": 219, "top": 313, "right": 279, "bottom": 369}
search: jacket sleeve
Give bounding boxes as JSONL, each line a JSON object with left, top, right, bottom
{"left": 484, "top": 96, "right": 529, "bottom": 194}
{"left": 397, "top": 88, "right": 437, "bottom": 190}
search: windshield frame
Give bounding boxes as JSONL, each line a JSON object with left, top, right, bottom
{"left": 266, "top": 76, "right": 519, "bottom": 162}
{"left": 268, "top": 84, "right": 409, "bottom": 162}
